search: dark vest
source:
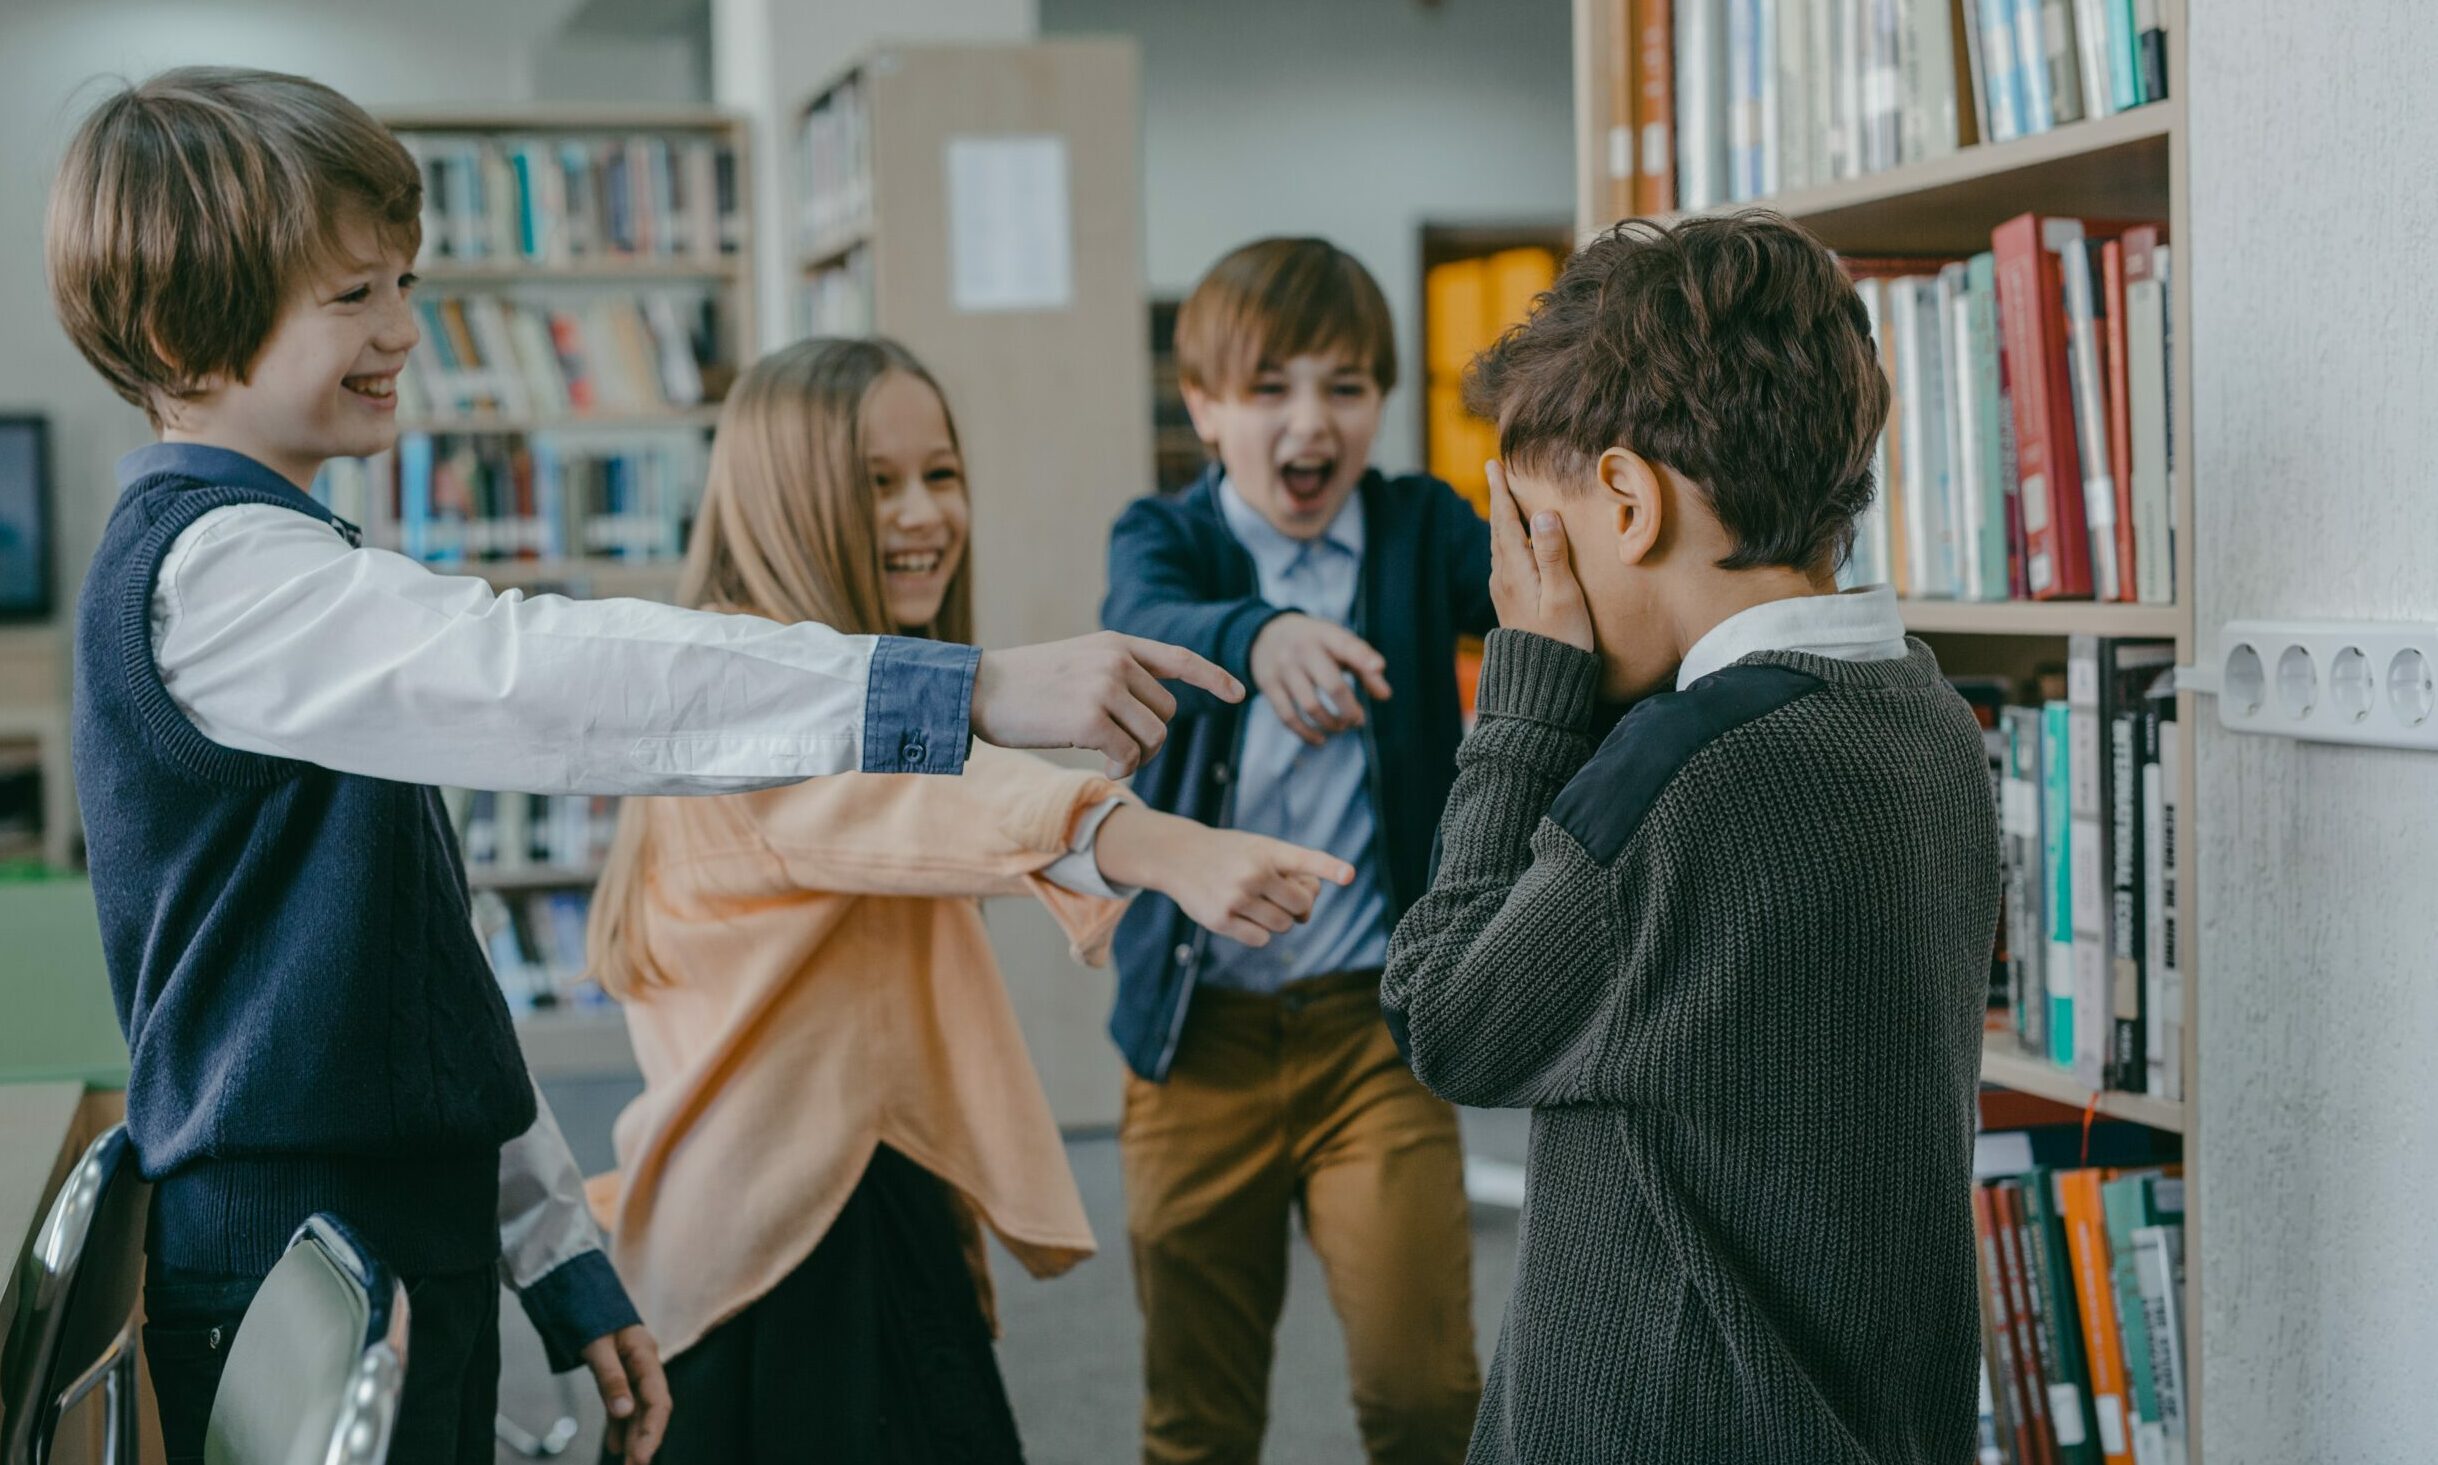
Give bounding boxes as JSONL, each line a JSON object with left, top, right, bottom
{"left": 73, "top": 444, "right": 534, "bottom": 1277}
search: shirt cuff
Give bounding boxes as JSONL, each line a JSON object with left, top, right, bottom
{"left": 863, "top": 637, "right": 983, "bottom": 775}
{"left": 1042, "top": 795, "right": 1135, "bottom": 898}
{"left": 516, "top": 1249, "right": 643, "bottom": 1374}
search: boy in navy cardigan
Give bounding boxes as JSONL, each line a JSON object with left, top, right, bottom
{"left": 1102, "top": 237, "right": 1496, "bottom": 1463}
{"left": 50, "top": 68, "right": 1248, "bottom": 1465}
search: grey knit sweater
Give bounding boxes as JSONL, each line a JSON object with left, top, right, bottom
{"left": 1382, "top": 628, "right": 2000, "bottom": 1465}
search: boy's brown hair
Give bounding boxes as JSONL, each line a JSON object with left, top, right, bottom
{"left": 1467, "top": 212, "right": 1889, "bottom": 573}
{"left": 46, "top": 67, "right": 424, "bottom": 426}
{"left": 1176, "top": 237, "right": 1399, "bottom": 398}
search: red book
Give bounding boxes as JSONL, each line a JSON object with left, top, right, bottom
{"left": 1994, "top": 1181, "right": 2062, "bottom": 1465}
{"left": 1609, "top": 1, "right": 1638, "bottom": 222}
{"left": 2101, "top": 239, "right": 2137, "bottom": 602}
{"left": 1972, "top": 1184, "right": 2037, "bottom": 1465}
{"left": 1992, "top": 213, "right": 2095, "bottom": 600}
{"left": 1631, "top": 0, "right": 1674, "bottom": 216}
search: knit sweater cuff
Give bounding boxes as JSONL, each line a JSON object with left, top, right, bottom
{"left": 1474, "top": 630, "right": 1603, "bottom": 731}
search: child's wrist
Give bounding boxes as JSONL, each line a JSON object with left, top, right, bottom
{"left": 1091, "top": 804, "right": 1177, "bottom": 892}
{"left": 1475, "top": 629, "right": 1603, "bottom": 729}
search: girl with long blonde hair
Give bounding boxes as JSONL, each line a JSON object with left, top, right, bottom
{"left": 587, "top": 338, "right": 1347, "bottom": 1463}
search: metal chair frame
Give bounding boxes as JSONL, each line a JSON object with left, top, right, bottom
{"left": 0, "top": 1124, "right": 148, "bottom": 1465}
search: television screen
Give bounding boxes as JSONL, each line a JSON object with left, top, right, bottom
{"left": 0, "top": 417, "right": 49, "bottom": 620}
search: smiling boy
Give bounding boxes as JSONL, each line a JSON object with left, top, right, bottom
{"left": 1101, "top": 237, "right": 1495, "bottom": 1463}
{"left": 1381, "top": 214, "right": 2002, "bottom": 1464}
{"left": 51, "top": 67, "right": 1237, "bottom": 1464}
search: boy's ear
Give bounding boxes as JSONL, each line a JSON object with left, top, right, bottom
{"left": 1596, "top": 447, "right": 1663, "bottom": 567}
{"left": 1180, "top": 383, "right": 1221, "bottom": 447}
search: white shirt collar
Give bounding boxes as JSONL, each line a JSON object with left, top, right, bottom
{"left": 1216, "top": 473, "right": 1364, "bottom": 575}
{"left": 1675, "top": 585, "right": 1910, "bottom": 690}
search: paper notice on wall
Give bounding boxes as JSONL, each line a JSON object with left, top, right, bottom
{"left": 945, "top": 135, "right": 1074, "bottom": 313}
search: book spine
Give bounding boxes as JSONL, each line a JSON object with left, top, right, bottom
{"left": 1835, "top": 0, "right": 1867, "bottom": 180}
{"left": 2043, "top": 0, "right": 2087, "bottom": 124}
{"left": 1906, "top": 0, "right": 1962, "bottom": 161}
{"left": 1865, "top": 0, "right": 1905, "bottom": 171}
{"left": 2060, "top": 237, "right": 2119, "bottom": 600}
{"left": 1776, "top": 0, "right": 1810, "bottom": 193}
{"left": 1972, "top": 1185, "right": 2035, "bottom": 1465}
{"left": 2131, "top": 1225, "right": 2189, "bottom": 1460}
{"left": 1850, "top": 278, "right": 1895, "bottom": 590}
{"left": 2027, "top": 1172, "right": 2105, "bottom": 1464}
{"left": 2059, "top": 1170, "right": 2136, "bottom": 1465}
{"left": 1677, "top": 0, "right": 1732, "bottom": 210}
{"left": 2043, "top": 700, "right": 2075, "bottom": 1064}
{"left": 2015, "top": 0, "right": 2056, "bottom": 131}
{"left": 2140, "top": 689, "right": 2168, "bottom": 1097}
{"left": 1979, "top": 0, "right": 2025, "bottom": 142}
{"left": 1609, "top": 0, "right": 1638, "bottom": 222}
{"left": 1948, "top": 263, "right": 1988, "bottom": 602}
{"left": 1729, "top": 0, "right": 1764, "bottom": 201}
{"left": 2157, "top": 724, "right": 2183, "bottom": 1101}
{"left": 2102, "top": 239, "right": 2138, "bottom": 602}
{"left": 2072, "top": 0, "right": 2117, "bottom": 117}
{"left": 1967, "top": 254, "right": 2011, "bottom": 598}
{"left": 2134, "top": 0, "right": 2168, "bottom": 101}
{"left": 1992, "top": 214, "right": 2093, "bottom": 599}
{"left": 1899, "top": 277, "right": 1955, "bottom": 596}
{"left": 2123, "top": 227, "right": 2173, "bottom": 605}
{"left": 1993, "top": 1182, "right": 2062, "bottom": 1463}
{"left": 1807, "top": 0, "right": 1839, "bottom": 185}
{"left": 1959, "top": 0, "right": 1993, "bottom": 150}
{"left": 2003, "top": 708, "right": 2049, "bottom": 1055}
{"left": 2102, "top": 1174, "right": 2183, "bottom": 1461}
{"left": 2066, "top": 638, "right": 2107, "bottom": 1090}
{"left": 2107, "top": 706, "right": 2145, "bottom": 1092}
{"left": 2107, "top": 0, "right": 2142, "bottom": 110}
{"left": 1635, "top": 0, "right": 1678, "bottom": 214}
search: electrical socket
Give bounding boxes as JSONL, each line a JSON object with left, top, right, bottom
{"left": 2216, "top": 620, "right": 2438, "bottom": 749}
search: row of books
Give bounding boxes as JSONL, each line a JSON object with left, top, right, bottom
{"left": 400, "top": 133, "right": 743, "bottom": 265}
{"left": 471, "top": 887, "right": 604, "bottom": 1011}
{"left": 1978, "top": 636, "right": 2182, "bottom": 1100}
{"left": 449, "top": 789, "right": 619, "bottom": 875}
{"left": 1612, "top": 1, "right": 2170, "bottom": 217}
{"left": 394, "top": 434, "right": 708, "bottom": 566}
{"left": 797, "top": 76, "right": 874, "bottom": 253}
{"left": 801, "top": 246, "right": 877, "bottom": 338}
{"left": 400, "top": 293, "right": 721, "bottom": 424}
{"left": 1843, "top": 214, "right": 2173, "bottom": 604}
{"left": 1972, "top": 1124, "right": 2188, "bottom": 1465}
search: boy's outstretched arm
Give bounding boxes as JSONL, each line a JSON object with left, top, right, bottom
{"left": 149, "top": 506, "right": 1234, "bottom": 792}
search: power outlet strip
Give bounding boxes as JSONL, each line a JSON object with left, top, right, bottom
{"left": 2216, "top": 620, "right": 2438, "bottom": 749}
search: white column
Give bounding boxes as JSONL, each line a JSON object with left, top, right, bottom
{"left": 712, "top": 0, "right": 1037, "bottom": 352}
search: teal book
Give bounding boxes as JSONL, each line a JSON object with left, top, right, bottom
{"left": 2102, "top": 1170, "right": 2185, "bottom": 1463}
{"left": 2021, "top": 1169, "right": 2103, "bottom": 1464}
{"left": 2043, "top": 701, "right": 2075, "bottom": 1064}
{"left": 2108, "top": 0, "right": 2143, "bottom": 108}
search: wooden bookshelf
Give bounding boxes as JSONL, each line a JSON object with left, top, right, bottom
{"left": 467, "top": 865, "right": 606, "bottom": 892}
{"left": 417, "top": 259, "right": 743, "bottom": 284}
{"left": 395, "top": 408, "right": 726, "bottom": 434}
{"left": 1573, "top": 0, "right": 2202, "bottom": 1452}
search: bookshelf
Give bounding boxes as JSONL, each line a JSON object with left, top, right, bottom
{"left": 1574, "top": 1, "right": 2202, "bottom": 1456}
{"left": 349, "top": 108, "right": 757, "bottom": 1073}
{"left": 0, "top": 628, "right": 74, "bottom": 872}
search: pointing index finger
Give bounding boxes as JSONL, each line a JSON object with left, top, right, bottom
{"left": 1122, "top": 636, "right": 1245, "bottom": 703}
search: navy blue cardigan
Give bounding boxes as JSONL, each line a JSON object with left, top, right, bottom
{"left": 1098, "top": 465, "right": 1495, "bottom": 1080}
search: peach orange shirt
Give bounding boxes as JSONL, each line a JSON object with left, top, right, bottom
{"left": 591, "top": 742, "right": 1128, "bottom": 1356}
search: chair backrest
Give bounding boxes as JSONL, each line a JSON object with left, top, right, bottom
{"left": 204, "top": 1215, "right": 407, "bottom": 1465}
{"left": 0, "top": 1123, "right": 149, "bottom": 1465}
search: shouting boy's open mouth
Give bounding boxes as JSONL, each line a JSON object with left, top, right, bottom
{"left": 1278, "top": 456, "right": 1336, "bottom": 512}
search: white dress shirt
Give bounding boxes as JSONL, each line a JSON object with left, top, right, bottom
{"left": 1675, "top": 584, "right": 1912, "bottom": 689}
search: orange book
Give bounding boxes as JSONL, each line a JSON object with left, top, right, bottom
{"left": 1608, "top": 0, "right": 1637, "bottom": 223}
{"left": 1631, "top": 0, "right": 1673, "bottom": 216}
{"left": 2101, "top": 238, "right": 2138, "bottom": 602}
{"left": 2057, "top": 1168, "right": 2137, "bottom": 1465}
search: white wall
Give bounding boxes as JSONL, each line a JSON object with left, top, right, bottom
{"left": 0, "top": 0, "right": 631, "bottom": 604}
{"left": 1041, "top": 0, "right": 1575, "bottom": 473}
{"left": 2190, "top": 5, "right": 2438, "bottom": 1458}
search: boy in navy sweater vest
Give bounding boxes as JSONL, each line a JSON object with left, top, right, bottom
{"left": 51, "top": 68, "right": 1253, "bottom": 1464}
{"left": 1102, "top": 238, "right": 1496, "bottom": 1463}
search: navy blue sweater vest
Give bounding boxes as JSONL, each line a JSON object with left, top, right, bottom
{"left": 73, "top": 462, "right": 534, "bottom": 1278}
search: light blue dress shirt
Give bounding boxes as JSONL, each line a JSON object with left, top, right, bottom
{"left": 1204, "top": 478, "right": 1391, "bottom": 991}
